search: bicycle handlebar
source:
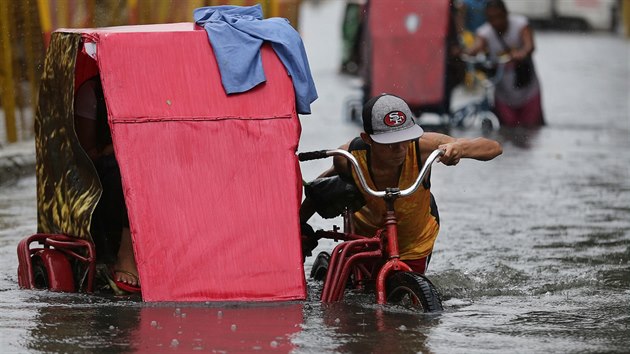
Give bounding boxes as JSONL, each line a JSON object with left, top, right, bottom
{"left": 298, "top": 148, "right": 445, "bottom": 199}
{"left": 460, "top": 53, "right": 511, "bottom": 86}
{"left": 297, "top": 150, "right": 331, "bottom": 161}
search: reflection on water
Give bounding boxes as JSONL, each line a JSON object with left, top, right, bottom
{"left": 24, "top": 296, "right": 303, "bottom": 354}
{"left": 316, "top": 302, "right": 439, "bottom": 354}
{"left": 21, "top": 293, "right": 139, "bottom": 354}
{"left": 293, "top": 281, "right": 442, "bottom": 353}
{"left": 131, "top": 303, "right": 302, "bottom": 353}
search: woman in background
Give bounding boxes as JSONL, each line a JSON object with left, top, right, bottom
{"left": 466, "top": 0, "right": 544, "bottom": 128}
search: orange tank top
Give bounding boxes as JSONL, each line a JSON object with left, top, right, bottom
{"left": 348, "top": 138, "right": 440, "bottom": 260}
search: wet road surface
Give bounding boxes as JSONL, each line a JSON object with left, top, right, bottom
{"left": 1, "top": 1, "right": 629, "bottom": 353}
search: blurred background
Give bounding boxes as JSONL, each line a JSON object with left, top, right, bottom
{"left": 1, "top": 0, "right": 629, "bottom": 145}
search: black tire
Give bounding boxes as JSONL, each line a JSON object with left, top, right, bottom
{"left": 479, "top": 111, "right": 500, "bottom": 132}
{"left": 32, "top": 256, "right": 50, "bottom": 289}
{"left": 386, "top": 271, "right": 443, "bottom": 313}
{"left": 310, "top": 252, "right": 330, "bottom": 281}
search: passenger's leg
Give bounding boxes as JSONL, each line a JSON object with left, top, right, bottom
{"left": 114, "top": 227, "right": 139, "bottom": 286}
{"left": 98, "top": 155, "right": 139, "bottom": 287}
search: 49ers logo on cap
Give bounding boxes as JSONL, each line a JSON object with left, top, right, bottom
{"left": 383, "top": 111, "right": 407, "bottom": 127}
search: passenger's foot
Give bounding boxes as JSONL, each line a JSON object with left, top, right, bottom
{"left": 113, "top": 227, "right": 139, "bottom": 288}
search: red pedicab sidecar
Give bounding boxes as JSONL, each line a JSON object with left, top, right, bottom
{"left": 17, "top": 22, "right": 308, "bottom": 302}
{"left": 362, "top": 0, "right": 451, "bottom": 124}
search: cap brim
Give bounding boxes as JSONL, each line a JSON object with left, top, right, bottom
{"left": 370, "top": 124, "right": 424, "bottom": 144}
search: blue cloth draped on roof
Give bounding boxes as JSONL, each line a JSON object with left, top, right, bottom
{"left": 194, "top": 4, "right": 318, "bottom": 115}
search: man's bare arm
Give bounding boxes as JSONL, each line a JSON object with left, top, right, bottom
{"left": 420, "top": 132, "right": 503, "bottom": 165}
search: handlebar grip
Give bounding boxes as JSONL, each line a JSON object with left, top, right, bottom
{"left": 298, "top": 150, "right": 330, "bottom": 161}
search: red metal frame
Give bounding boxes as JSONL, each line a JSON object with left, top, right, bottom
{"left": 316, "top": 205, "right": 414, "bottom": 304}
{"left": 17, "top": 233, "right": 96, "bottom": 292}
{"left": 30, "top": 249, "right": 75, "bottom": 292}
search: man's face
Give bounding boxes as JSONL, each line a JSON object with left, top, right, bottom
{"left": 370, "top": 140, "right": 411, "bottom": 168}
{"left": 486, "top": 7, "right": 508, "bottom": 34}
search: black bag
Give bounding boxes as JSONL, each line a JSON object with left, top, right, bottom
{"left": 304, "top": 176, "right": 366, "bottom": 219}
{"left": 514, "top": 57, "right": 534, "bottom": 89}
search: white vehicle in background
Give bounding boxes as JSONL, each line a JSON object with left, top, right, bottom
{"left": 505, "top": 0, "right": 620, "bottom": 32}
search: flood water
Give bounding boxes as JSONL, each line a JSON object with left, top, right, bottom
{"left": 1, "top": 1, "right": 629, "bottom": 353}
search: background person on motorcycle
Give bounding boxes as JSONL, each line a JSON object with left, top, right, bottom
{"left": 465, "top": 0, "right": 545, "bottom": 128}
{"left": 300, "top": 93, "right": 502, "bottom": 273}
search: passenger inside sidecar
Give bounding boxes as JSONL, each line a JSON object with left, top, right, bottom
{"left": 73, "top": 55, "right": 138, "bottom": 293}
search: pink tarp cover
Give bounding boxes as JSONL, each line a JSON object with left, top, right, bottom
{"left": 368, "top": 1, "right": 449, "bottom": 107}
{"left": 87, "top": 23, "right": 306, "bottom": 301}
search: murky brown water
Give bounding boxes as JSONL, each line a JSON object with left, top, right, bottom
{"left": 1, "top": 1, "right": 629, "bottom": 353}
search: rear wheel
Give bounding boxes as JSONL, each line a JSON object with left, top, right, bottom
{"left": 30, "top": 249, "right": 76, "bottom": 292}
{"left": 386, "top": 271, "right": 443, "bottom": 312}
{"left": 32, "top": 256, "right": 50, "bottom": 289}
{"left": 310, "top": 252, "right": 330, "bottom": 281}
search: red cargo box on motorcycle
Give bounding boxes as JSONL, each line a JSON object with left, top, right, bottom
{"left": 17, "top": 21, "right": 310, "bottom": 302}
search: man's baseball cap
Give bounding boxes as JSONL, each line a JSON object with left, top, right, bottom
{"left": 362, "top": 93, "right": 424, "bottom": 144}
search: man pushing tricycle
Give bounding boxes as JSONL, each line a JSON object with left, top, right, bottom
{"left": 299, "top": 93, "right": 502, "bottom": 311}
